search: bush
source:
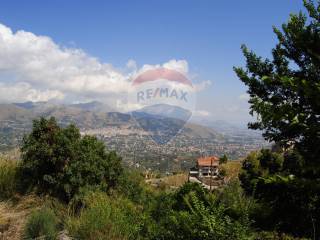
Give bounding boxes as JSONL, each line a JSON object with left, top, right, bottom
{"left": 67, "top": 191, "right": 144, "bottom": 240}
{"left": 217, "top": 180, "right": 256, "bottom": 220}
{"left": 240, "top": 149, "right": 320, "bottom": 238}
{"left": 19, "top": 117, "right": 123, "bottom": 201}
{"left": 23, "top": 208, "right": 59, "bottom": 240}
{"left": 172, "top": 182, "right": 208, "bottom": 211}
{"left": 254, "top": 231, "right": 309, "bottom": 240}
{"left": 117, "top": 169, "right": 147, "bottom": 204}
{"left": 156, "top": 191, "right": 252, "bottom": 240}
{"left": 239, "top": 150, "right": 283, "bottom": 194}
{"left": 0, "top": 158, "right": 17, "bottom": 199}
{"left": 148, "top": 182, "right": 253, "bottom": 240}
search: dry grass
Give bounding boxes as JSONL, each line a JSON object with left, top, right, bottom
{"left": 0, "top": 194, "right": 43, "bottom": 240}
{"left": 0, "top": 158, "right": 18, "bottom": 199}
{"left": 220, "top": 160, "right": 242, "bottom": 180}
{"left": 0, "top": 149, "right": 20, "bottom": 162}
{"left": 147, "top": 173, "right": 188, "bottom": 190}
{"left": 162, "top": 173, "right": 188, "bottom": 187}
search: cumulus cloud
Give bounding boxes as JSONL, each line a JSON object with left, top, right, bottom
{"left": 0, "top": 82, "right": 64, "bottom": 103}
{"left": 0, "top": 23, "right": 210, "bottom": 112}
{"left": 0, "top": 23, "right": 129, "bottom": 101}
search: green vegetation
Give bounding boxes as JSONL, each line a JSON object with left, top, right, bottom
{"left": 219, "top": 154, "right": 228, "bottom": 164}
{"left": 234, "top": 1, "right": 320, "bottom": 238}
{"left": 234, "top": 0, "right": 320, "bottom": 172}
{"left": 239, "top": 149, "right": 320, "bottom": 238}
{"left": 23, "top": 208, "right": 59, "bottom": 240}
{"left": 0, "top": 1, "right": 318, "bottom": 239}
{"left": 0, "top": 118, "right": 257, "bottom": 239}
{"left": 0, "top": 158, "right": 17, "bottom": 199}
{"left": 67, "top": 191, "right": 144, "bottom": 240}
{"left": 19, "top": 117, "right": 123, "bottom": 202}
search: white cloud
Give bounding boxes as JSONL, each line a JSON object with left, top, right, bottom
{"left": 0, "top": 23, "right": 210, "bottom": 112}
{"left": 163, "top": 59, "right": 188, "bottom": 75}
{"left": 0, "top": 23, "right": 129, "bottom": 102}
{"left": 0, "top": 82, "right": 64, "bottom": 103}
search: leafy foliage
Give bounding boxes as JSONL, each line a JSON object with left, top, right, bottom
{"left": 117, "top": 169, "right": 148, "bottom": 204}
{"left": 19, "top": 117, "right": 123, "bottom": 201}
{"left": 217, "top": 180, "right": 256, "bottom": 220}
{"left": 148, "top": 182, "right": 253, "bottom": 240}
{"left": 234, "top": 0, "right": 320, "bottom": 176}
{"left": 235, "top": 2, "right": 320, "bottom": 238}
{"left": 239, "top": 149, "right": 320, "bottom": 238}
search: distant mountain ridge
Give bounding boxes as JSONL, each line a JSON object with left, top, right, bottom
{"left": 0, "top": 101, "right": 222, "bottom": 144}
{"left": 131, "top": 104, "right": 193, "bottom": 144}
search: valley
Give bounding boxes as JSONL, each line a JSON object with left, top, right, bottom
{"left": 0, "top": 101, "right": 267, "bottom": 172}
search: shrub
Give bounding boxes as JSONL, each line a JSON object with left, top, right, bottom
{"left": 67, "top": 191, "right": 144, "bottom": 240}
{"left": 172, "top": 182, "right": 208, "bottom": 211}
{"left": 19, "top": 117, "right": 123, "bottom": 201}
{"left": 254, "top": 231, "right": 309, "bottom": 240}
{"left": 240, "top": 149, "right": 320, "bottom": 238}
{"left": 149, "top": 182, "right": 253, "bottom": 240}
{"left": 156, "top": 191, "right": 252, "bottom": 240}
{"left": 0, "top": 158, "right": 17, "bottom": 199}
{"left": 117, "top": 169, "right": 147, "bottom": 204}
{"left": 217, "top": 180, "right": 256, "bottom": 220}
{"left": 23, "top": 208, "right": 59, "bottom": 240}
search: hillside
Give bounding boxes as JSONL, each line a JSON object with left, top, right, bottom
{"left": 0, "top": 101, "right": 223, "bottom": 144}
{"left": 0, "top": 102, "right": 266, "bottom": 172}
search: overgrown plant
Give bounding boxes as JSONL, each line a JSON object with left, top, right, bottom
{"left": 23, "top": 208, "right": 59, "bottom": 240}
{"left": 0, "top": 158, "right": 17, "bottom": 199}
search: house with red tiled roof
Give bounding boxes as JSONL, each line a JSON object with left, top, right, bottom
{"left": 189, "top": 156, "right": 220, "bottom": 179}
{"left": 197, "top": 156, "right": 220, "bottom": 177}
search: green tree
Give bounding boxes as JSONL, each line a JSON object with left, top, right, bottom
{"left": 259, "top": 149, "right": 283, "bottom": 174}
{"left": 219, "top": 154, "right": 228, "bottom": 165}
{"left": 19, "top": 117, "right": 123, "bottom": 201}
{"left": 235, "top": 1, "right": 320, "bottom": 237}
{"left": 234, "top": 0, "right": 320, "bottom": 176}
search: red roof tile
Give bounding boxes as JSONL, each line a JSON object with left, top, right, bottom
{"left": 197, "top": 156, "right": 219, "bottom": 166}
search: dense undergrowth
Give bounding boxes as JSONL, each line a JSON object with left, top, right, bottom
{"left": 0, "top": 151, "right": 310, "bottom": 240}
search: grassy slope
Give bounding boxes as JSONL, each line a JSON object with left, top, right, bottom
{"left": 220, "top": 160, "right": 242, "bottom": 180}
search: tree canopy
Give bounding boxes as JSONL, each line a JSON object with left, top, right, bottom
{"left": 234, "top": 0, "right": 320, "bottom": 177}
{"left": 20, "top": 117, "right": 123, "bottom": 201}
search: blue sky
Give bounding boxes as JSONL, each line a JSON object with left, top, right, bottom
{"left": 0, "top": 0, "right": 304, "bottom": 125}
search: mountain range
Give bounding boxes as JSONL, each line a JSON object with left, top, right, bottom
{"left": 0, "top": 101, "right": 229, "bottom": 149}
